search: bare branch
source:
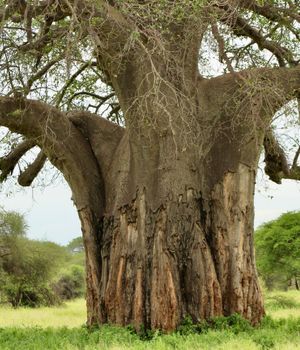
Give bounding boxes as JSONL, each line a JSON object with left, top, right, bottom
{"left": 292, "top": 145, "right": 300, "bottom": 170}
{"left": 18, "top": 151, "right": 47, "bottom": 186}
{"left": 0, "top": 139, "right": 35, "bottom": 182}
{"left": 55, "top": 61, "right": 98, "bottom": 107}
{"left": 25, "top": 55, "right": 63, "bottom": 94}
{"left": 211, "top": 23, "right": 235, "bottom": 73}
{"left": 217, "top": 5, "right": 297, "bottom": 66}
{"left": 67, "top": 91, "right": 115, "bottom": 110}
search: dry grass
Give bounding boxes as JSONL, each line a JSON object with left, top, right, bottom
{"left": 0, "top": 299, "right": 86, "bottom": 328}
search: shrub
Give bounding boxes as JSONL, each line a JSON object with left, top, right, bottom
{"left": 0, "top": 210, "right": 68, "bottom": 307}
{"left": 52, "top": 266, "right": 85, "bottom": 301}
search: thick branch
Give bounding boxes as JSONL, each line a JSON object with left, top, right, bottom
{"left": 264, "top": 129, "right": 300, "bottom": 183}
{"left": 0, "top": 139, "right": 35, "bottom": 182}
{"left": 0, "top": 96, "right": 125, "bottom": 208}
{"left": 199, "top": 65, "right": 300, "bottom": 120}
{"left": 18, "top": 151, "right": 47, "bottom": 187}
{"left": 68, "top": 110, "right": 124, "bottom": 178}
{"left": 263, "top": 129, "right": 290, "bottom": 184}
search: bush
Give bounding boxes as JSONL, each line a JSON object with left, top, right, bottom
{"left": 3, "top": 282, "right": 59, "bottom": 308}
{"left": 0, "top": 210, "right": 69, "bottom": 307}
{"left": 52, "top": 266, "right": 85, "bottom": 301}
{"left": 177, "top": 313, "right": 251, "bottom": 335}
{"left": 0, "top": 236, "right": 67, "bottom": 307}
{"left": 0, "top": 210, "right": 86, "bottom": 307}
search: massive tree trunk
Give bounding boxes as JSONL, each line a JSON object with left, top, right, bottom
{"left": 1, "top": 57, "right": 299, "bottom": 333}
{"left": 0, "top": 0, "right": 300, "bottom": 334}
{"left": 80, "top": 123, "right": 264, "bottom": 331}
{"left": 72, "top": 65, "right": 268, "bottom": 330}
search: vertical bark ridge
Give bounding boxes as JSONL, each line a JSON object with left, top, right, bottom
{"left": 78, "top": 207, "right": 104, "bottom": 325}
{"left": 100, "top": 189, "right": 223, "bottom": 331}
{"left": 206, "top": 164, "right": 264, "bottom": 324}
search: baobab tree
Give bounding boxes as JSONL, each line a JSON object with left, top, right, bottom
{"left": 0, "top": 0, "right": 299, "bottom": 331}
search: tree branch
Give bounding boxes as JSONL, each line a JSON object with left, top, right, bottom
{"left": 55, "top": 61, "right": 98, "bottom": 107}
{"left": 264, "top": 129, "right": 300, "bottom": 183}
{"left": 0, "top": 96, "right": 124, "bottom": 213}
{"left": 67, "top": 110, "right": 124, "bottom": 177}
{"left": 292, "top": 145, "right": 300, "bottom": 169}
{"left": 18, "top": 151, "right": 47, "bottom": 187}
{"left": 0, "top": 139, "right": 36, "bottom": 182}
{"left": 199, "top": 65, "right": 300, "bottom": 119}
{"left": 67, "top": 91, "right": 115, "bottom": 110}
{"left": 239, "top": 1, "right": 282, "bottom": 22}
{"left": 239, "top": 0, "right": 300, "bottom": 24}
{"left": 25, "top": 55, "right": 63, "bottom": 94}
{"left": 217, "top": 5, "right": 297, "bottom": 66}
{"left": 263, "top": 129, "right": 290, "bottom": 184}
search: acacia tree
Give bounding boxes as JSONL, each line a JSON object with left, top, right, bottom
{"left": 255, "top": 211, "right": 300, "bottom": 290}
{"left": 0, "top": 0, "right": 299, "bottom": 330}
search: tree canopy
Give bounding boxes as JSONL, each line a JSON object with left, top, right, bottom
{"left": 0, "top": 208, "right": 27, "bottom": 237}
{"left": 255, "top": 211, "right": 300, "bottom": 290}
{"left": 0, "top": 1, "right": 299, "bottom": 186}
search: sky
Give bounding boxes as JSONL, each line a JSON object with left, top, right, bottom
{"left": 0, "top": 173, "right": 299, "bottom": 245}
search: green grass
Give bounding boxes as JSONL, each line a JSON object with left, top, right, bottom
{"left": 265, "top": 290, "right": 300, "bottom": 320}
{"left": 0, "top": 291, "right": 300, "bottom": 349}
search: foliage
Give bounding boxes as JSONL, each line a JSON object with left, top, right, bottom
{"left": 0, "top": 209, "right": 27, "bottom": 237}
{"left": 0, "top": 209, "right": 85, "bottom": 307}
{"left": 0, "top": 235, "right": 67, "bottom": 307}
{"left": 255, "top": 211, "right": 300, "bottom": 290}
{"left": 52, "top": 265, "right": 85, "bottom": 301}
{"left": 178, "top": 314, "right": 252, "bottom": 336}
{"left": 66, "top": 236, "right": 84, "bottom": 254}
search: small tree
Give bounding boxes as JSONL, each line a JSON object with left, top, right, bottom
{"left": 67, "top": 236, "right": 84, "bottom": 254}
{"left": 0, "top": 210, "right": 27, "bottom": 238}
{"left": 0, "top": 209, "right": 27, "bottom": 265}
{"left": 255, "top": 212, "right": 300, "bottom": 291}
{"left": 1, "top": 237, "right": 68, "bottom": 306}
{"left": 52, "top": 265, "right": 85, "bottom": 301}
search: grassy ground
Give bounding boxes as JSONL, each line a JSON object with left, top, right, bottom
{"left": 0, "top": 299, "right": 86, "bottom": 328}
{"left": 0, "top": 291, "right": 299, "bottom": 349}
